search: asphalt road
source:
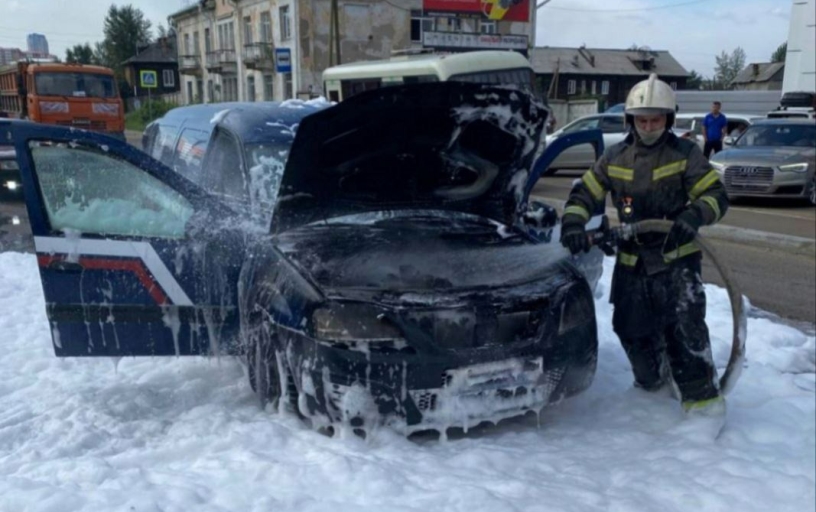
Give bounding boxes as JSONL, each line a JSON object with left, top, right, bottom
{"left": 532, "top": 171, "right": 816, "bottom": 329}
{"left": 2, "top": 147, "right": 814, "bottom": 330}
{"left": 533, "top": 170, "right": 816, "bottom": 240}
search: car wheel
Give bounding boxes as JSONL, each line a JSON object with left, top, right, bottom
{"left": 245, "top": 310, "right": 282, "bottom": 408}
{"left": 809, "top": 174, "right": 816, "bottom": 206}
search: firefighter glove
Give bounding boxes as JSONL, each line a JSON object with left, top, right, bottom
{"left": 665, "top": 207, "right": 703, "bottom": 251}
{"left": 560, "top": 221, "right": 590, "bottom": 255}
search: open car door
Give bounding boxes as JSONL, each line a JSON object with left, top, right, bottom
{"left": 2, "top": 121, "right": 244, "bottom": 357}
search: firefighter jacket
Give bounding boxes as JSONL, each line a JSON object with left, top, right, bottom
{"left": 562, "top": 130, "right": 729, "bottom": 272}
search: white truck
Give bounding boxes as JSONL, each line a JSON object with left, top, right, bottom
{"left": 769, "top": 0, "right": 815, "bottom": 119}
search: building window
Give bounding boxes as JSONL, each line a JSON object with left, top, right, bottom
{"left": 186, "top": 81, "right": 193, "bottom": 104}
{"left": 183, "top": 33, "right": 191, "bottom": 55}
{"left": 284, "top": 74, "right": 293, "bottom": 100}
{"left": 260, "top": 12, "right": 272, "bottom": 43}
{"left": 580, "top": 80, "right": 586, "bottom": 94}
{"left": 218, "top": 21, "right": 235, "bottom": 50}
{"left": 591, "top": 81, "right": 596, "bottom": 95}
{"left": 204, "top": 28, "right": 212, "bottom": 53}
{"left": 247, "top": 75, "right": 255, "bottom": 102}
{"left": 411, "top": 12, "right": 435, "bottom": 42}
{"left": 163, "top": 69, "right": 175, "bottom": 88}
{"left": 479, "top": 20, "right": 497, "bottom": 34}
{"left": 263, "top": 74, "right": 273, "bottom": 100}
{"left": 207, "top": 79, "right": 214, "bottom": 102}
{"left": 243, "top": 16, "right": 253, "bottom": 45}
{"left": 670, "top": 81, "right": 678, "bottom": 90}
{"left": 601, "top": 80, "right": 609, "bottom": 95}
{"left": 280, "top": 5, "right": 292, "bottom": 40}
{"left": 567, "top": 79, "right": 576, "bottom": 94}
{"left": 447, "top": 17, "right": 461, "bottom": 32}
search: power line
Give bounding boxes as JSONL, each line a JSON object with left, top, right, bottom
{"left": 541, "top": 0, "right": 711, "bottom": 12}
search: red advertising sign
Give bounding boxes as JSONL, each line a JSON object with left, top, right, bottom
{"left": 422, "top": 0, "right": 531, "bottom": 22}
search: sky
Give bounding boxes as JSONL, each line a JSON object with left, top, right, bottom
{"left": 0, "top": 0, "right": 792, "bottom": 78}
{"left": 0, "top": 251, "right": 813, "bottom": 511}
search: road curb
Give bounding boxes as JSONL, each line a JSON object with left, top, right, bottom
{"left": 533, "top": 195, "right": 816, "bottom": 258}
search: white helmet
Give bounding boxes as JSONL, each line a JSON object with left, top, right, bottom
{"left": 624, "top": 73, "right": 676, "bottom": 116}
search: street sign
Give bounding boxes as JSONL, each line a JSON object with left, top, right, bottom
{"left": 275, "top": 48, "right": 292, "bottom": 73}
{"left": 140, "top": 70, "right": 158, "bottom": 88}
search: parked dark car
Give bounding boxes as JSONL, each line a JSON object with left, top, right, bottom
{"left": 0, "top": 145, "right": 20, "bottom": 200}
{"left": 141, "top": 101, "right": 327, "bottom": 227}
{"left": 2, "top": 82, "right": 602, "bottom": 434}
{"left": 710, "top": 118, "right": 816, "bottom": 205}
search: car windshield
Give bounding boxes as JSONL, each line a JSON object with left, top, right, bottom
{"left": 735, "top": 124, "right": 816, "bottom": 148}
{"left": 34, "top": 72, "right": 117, "bottom": 98}
{"left": 674, "top": 118, "right": 694, "bottom": 130}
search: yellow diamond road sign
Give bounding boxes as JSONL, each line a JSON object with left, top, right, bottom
{"left": 140, "top": 70, "right": 158, "bottom": 88}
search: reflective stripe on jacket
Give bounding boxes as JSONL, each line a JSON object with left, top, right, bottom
{"left": 562, "top": 131, "right": 729, "bottom": 268}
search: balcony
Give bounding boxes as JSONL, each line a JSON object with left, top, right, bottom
{"left": 243, "top": 43, "right": 275, "bottom": 70}
{"left": 178, "top": 54, "right": 202, "bottom": 75}
{"left": 205, "top": 49, "right": 237, "bottom": 74}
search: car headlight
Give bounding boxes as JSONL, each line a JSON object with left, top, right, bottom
{"left": 0, "top": 160, "right": 18, "bottom": 170}
{"left": 778, "top": 163, "right": 809, "bottom": 173}
{"left": 709, "top": 161, "right": 726, "bottom": 172}
{"left": 312, "top": 303, "right": 404, "bottom": 342}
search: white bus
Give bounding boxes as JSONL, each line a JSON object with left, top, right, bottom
{"left": 322, "top": 51, "right": 538, "bottom": 102}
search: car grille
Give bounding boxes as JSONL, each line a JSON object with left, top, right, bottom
{"left": 724, "top": 166, "right": 775, "bottom": 193}
{"left": 401, "top": 301, "right": 548, "bottom": 350}
{"left": 55, "top": 119, "right": 109, "bottom": 131}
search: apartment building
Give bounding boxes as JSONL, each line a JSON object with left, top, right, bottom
{"left": 169, "top": 0, "right": 536, "bottom": 104}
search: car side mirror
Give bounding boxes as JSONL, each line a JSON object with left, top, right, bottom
{"left": 724, "top": 136, "right": 735, "bottom": 146}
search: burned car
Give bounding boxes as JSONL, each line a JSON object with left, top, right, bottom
{"left": 3, "top": 82, "right": 602, "bottom": 434}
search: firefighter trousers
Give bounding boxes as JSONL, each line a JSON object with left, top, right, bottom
{"left": 610, "top": 253, "right": 720, "bottom": 402}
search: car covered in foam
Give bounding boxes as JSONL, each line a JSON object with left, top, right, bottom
{"left": 3, "top": 82, "right": 603, "bottom": 435}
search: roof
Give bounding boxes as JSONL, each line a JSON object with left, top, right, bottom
{"left": 322, "top": 51, "right": 532, "bottom": 81}
{"left": 529, "top": 46, "right": 689, "bottom": 77}
{"left": 752, "top": 117, "right": 816, "bottom": 125}
{"left": 154, "top": 101, "right": 330, "bottom": 145}
{"left": 124, "top": 38, "right": 177, "bottom": 65}
{"left": 732, "top": 62, "right": 785, "bottom": 85}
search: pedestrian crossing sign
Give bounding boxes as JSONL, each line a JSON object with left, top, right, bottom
{"left": 140, "top": 70, "right": 158, "bottom": 88}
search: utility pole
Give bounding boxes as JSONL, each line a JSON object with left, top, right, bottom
{"left": 329, "top": 0, "right": 341, "bottom": 66}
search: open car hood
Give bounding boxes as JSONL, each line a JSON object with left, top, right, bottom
{"left": 271, "top": 82, "right": 547, "bottom": 234}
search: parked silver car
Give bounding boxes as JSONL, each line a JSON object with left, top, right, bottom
{"left": 674, "top": 112, "right": 759, "bottom": 149}
{"left": 544, "top": 114, "right": 627, "bottom": 174}
{"left": 709, "top": 118, "right": 816, "bottom": 205}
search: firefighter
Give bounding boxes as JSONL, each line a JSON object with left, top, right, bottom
{"left": 560, "top": 74, "right": 729, "bottom": 421}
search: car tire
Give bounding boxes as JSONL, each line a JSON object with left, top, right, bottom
{"left": 245, "top": 310, "right": 282, "bottom": 408}
{"left": 808, "top": 174, "right": 816, "bottom": 206}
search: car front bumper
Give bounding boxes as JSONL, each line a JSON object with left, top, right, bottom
{"left": 718, "top": 165, "right": 812, "bottom": 199}
{"left": 277, "top": 283, "right": 598, "bottom": 434}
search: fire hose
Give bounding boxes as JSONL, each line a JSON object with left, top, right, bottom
{"left": 589, "top": 218, "right": 747, "bottom": 395}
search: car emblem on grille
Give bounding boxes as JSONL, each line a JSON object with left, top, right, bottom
{"left": 739, "top": 167, "right": 757, "bottom": 175}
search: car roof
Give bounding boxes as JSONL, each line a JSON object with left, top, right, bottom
{"left": 675, "top": 112, "right": 755, "bottom": 120}
{"left": 751, "top": 117, "right": 816, "bottom": 126}
{"left": 153, "top": 100, "right": 330, "bottom": 145}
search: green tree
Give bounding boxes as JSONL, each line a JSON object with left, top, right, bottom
{"left": 771, "top": 42, "right": 787, "bottom": 63}
{"left": 714, "top": 47, "right": 746, "bottom": 89}
{"left": 686, "top": 69, "right": 704, "bottom": 90}
{"left": 94, "top": 4, "right": 152, "bottom": 79}
{"left": 65, "top": 43, "right": 96, "bottom": 64}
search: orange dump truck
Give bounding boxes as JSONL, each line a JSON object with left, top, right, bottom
{"left": 0, "top": 61, "right": 125, "bottom": 140}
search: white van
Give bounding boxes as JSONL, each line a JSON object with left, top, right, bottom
{"left": 322, "top": 51, "right": 537, "bottom": 102}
